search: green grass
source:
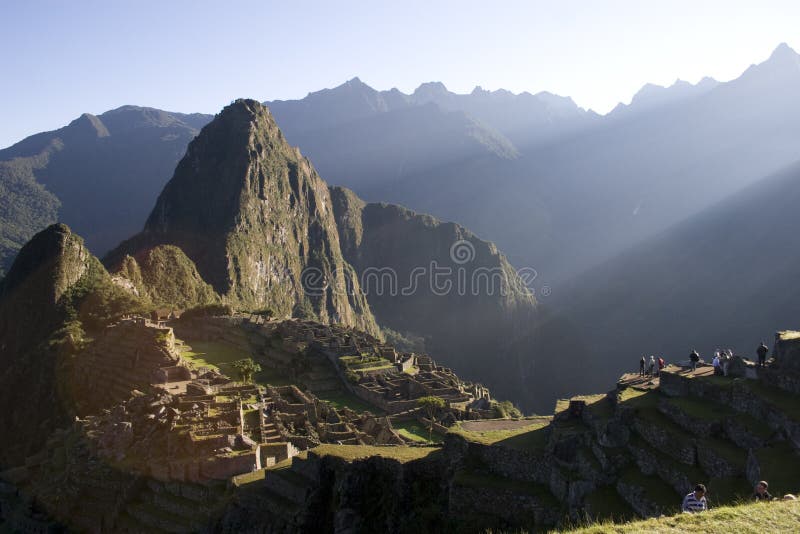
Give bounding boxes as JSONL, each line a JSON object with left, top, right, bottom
{"left": 311, "top": 444, "right": 440, "bottom": 463}
{"left": 180, "top": 338, "right": 293, "bottom": 386}
{"left": 454, "top": 469, "right": 558, "bottom": 504}
{"left": 449, "top": 417, "right": 551, "bottom": 451}
{"left": 754, "top": 441, "right": 800, "bottom": 497}
{"left": 393, "top": 420, "right": 443, "bottom": 443}
{"left": 582, "top": 485, "right": 638, "bottom": 523}
{"left": 560, "top": 499, "right": 800, "bottom": 533}
{"left": 667, "top": 397, "right": 733, "bottom": 421}
{"left": 618, "top": 466, "right": 680, "bottom": 511}
{"left": 316, "top": 390, "right": 384, "bottom": 415}
{"left": 180, "top": 340, "right": 250, "bottom": 373}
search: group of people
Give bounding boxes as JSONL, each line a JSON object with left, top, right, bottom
{"left": 639, "top": 355, "right": 665, "bottom": 377}
{"left": 682, "top": 481, "right": 795, "bottom": 513}
{"left": 680, "top": 341, "right": 771, "bottom": 375}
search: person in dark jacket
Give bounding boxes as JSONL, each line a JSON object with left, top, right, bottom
{"left": 690, "top": 350, "right": 700, "bottom": 372}
{"left": 754, "top": 480, "right": 772, "bottom": 501}
{"left": 640, "top": 356, "right": 646, "bottom": 376}
{"left": 757, "top": 342, "right": 769, "bottom": 367}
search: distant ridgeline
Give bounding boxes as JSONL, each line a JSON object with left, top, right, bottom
{"left": 1, "top": 220, "right": 800, "bottom": 531}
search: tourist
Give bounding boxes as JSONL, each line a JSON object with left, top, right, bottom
{"left": 682, "top": 484, "right": 708, "bottom": 513}
{"left": 754, "top": 480, "right": 772, "bottom": 501}
{"left": 690, "top": 350, "right": 700, "bottom": 372}
{"left": 757, "top": 342, "right": 769, "bottom": 367}
{"left": 649, "top": 356, "right": 656, "bottom": 377}
{"left": 712, "top": 354, "right": 722, "bottom": 375}
{"left": 783, "top": 494, "right": 797, "bottom": 501}
{"left": 721, "top": 353, "right": 730, "bottom": 377}
{"left": 657, "top": 356, "right": 665, "bottom": 376}
{"left": 640, "top": 355, "right": 646, "bottom": 376}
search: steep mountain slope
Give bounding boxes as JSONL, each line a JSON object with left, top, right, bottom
{"left": 547, "top": 159, "right": 800, "bottom": 396}
{"left": 106, "top": 99, "right": 379, "bottom": 334}
{"left": 0, "top": 106, "right": 213, "bottom": 274}
{"left": 0, "top": 224, "right": 141, "bottom": 465}
{"left": 330, "top": 186, "right": 539, "bottom": 405}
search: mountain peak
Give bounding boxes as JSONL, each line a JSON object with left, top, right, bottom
{"left": 769, "top": 42, "right": 798, "bottom": 61}
{"left": 413, "top": 81, "right": 449, "bottom": 97}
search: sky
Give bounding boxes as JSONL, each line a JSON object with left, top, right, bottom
{"left": 1, "top": 0, "right": 799, "bottom": 148}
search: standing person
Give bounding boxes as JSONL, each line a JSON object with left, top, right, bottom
{"left": 649, "top": 356, "right": 656, "bottom": 377}
{"left": 757, "top": 342, "right": 769, "bottom": 367}
{"left": 657, "top": 356, "right": 665, "bottom": 376}
{"left": 690, "top": 350, "right": 700, "bottom": 372}
{"left": 682, "top": 484, "right": 708, "bottom": 513}
{"left": 640, "top": 356, "right": 646, "bottom": 376}
{"left": 721, "top": 353, "right": 730, "bottom": 377}
{"left": 754, "top": 481, "right": 772, "bottom": 501}
{"left": 712, "top": 354, "right": 721, "bottom": 375}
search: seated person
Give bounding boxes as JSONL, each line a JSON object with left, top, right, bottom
{"left": 754, "top": 480, "right": 773, "bottom": 501}
{"left": 682, "top": 484, "right": 708, "bottom": 513}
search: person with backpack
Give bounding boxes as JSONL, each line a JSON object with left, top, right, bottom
{"left": 657, "top": 356, "right": 665, "bottom": 376}
{"left": 757, "top": 342, "right": 769, "bottom": 367}
{"left": 640, "top": 355, "right": 646, "bottom": 376}
{"left": 690, "top": 350, "right": 700, "bottom": 372}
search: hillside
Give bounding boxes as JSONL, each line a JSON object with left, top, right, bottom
{"left": 565, "top": 499, "right": 800, "bottom": 533}
{"left": 0, "top": 106, "right": 212, "bottom": 275}
{"left": 545, "top": 159, "right": 800, "bottom": 398}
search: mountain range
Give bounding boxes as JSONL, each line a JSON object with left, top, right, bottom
{"left": 2, "top": 43, "right": 800, "bottom": 411}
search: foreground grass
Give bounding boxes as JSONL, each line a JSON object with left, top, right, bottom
{"left": 559, "top": 500, "right": 800, "bottom": 533}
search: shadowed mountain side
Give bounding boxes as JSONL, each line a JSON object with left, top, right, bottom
{"left": 330, "top": 186, "right": 542, "bottom": 409}
{"left": 545, "top": 159, "right": 800, "bottom": 395}
{"left": 0, "top": 106, "right": 213, "bottom": 274}
{"left": 0, "top": 224, "right": 142, "bottom": 465}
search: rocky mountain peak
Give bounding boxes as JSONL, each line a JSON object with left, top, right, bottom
{"left": 108, "top": 99, "right": 379, "bottom": 334}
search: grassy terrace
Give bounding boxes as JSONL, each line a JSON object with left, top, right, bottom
{"left": 618, "top": 466, "right": 680, "bottom": 511}
{"left": 311, "top": 444, "right": 440, "bottom": 463}
{"left": 179, "top": 338, "right": 294, "bottom": 386}
{"left": 454, "top": 469, "right": 558, "bottom": 504}
{"left": 339, "top": 354, "right": 394, "bottom": 373}
{"left": 449, "top": 417, "right": 551, "bottom": 451}
{"left": 316, "top": 389, "right": 383, "bottom": 415}
{"left": 393, "top": 420, "right": 444, "bottom": 444}
{"left": 561, "top": 499, "right": 800, "bottom": 533}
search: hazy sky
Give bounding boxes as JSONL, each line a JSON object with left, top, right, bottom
{"left": 1, "top": 0, "right": 798, "bottom": 148}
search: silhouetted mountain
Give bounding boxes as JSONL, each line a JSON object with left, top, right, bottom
{"left": 544, "top": 158, "right": 800, "bottom": 398}
{"left": 0, "top": 106, "right": 213, "bottom": 275}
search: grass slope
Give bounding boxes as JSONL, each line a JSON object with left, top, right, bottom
{"left": 561, "top": 499, "right": 800, "bottom": 533}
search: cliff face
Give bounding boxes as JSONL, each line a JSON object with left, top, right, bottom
{"left": 107, "top": 100, "right": 378, "bottom": 335}
{"left": 330, "top": 186, "right": 539, "bottom": 404}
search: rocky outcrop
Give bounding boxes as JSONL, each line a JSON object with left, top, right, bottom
{"left": 107, "top": 100, "right": 378, "bottom": 335}
{"left": 115, "top": 245, "right": 218, "bottom": 308}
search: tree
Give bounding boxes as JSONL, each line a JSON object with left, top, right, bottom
{"left": 417, "top": 396, "right": 446, "bottom": 440}
{"left": 232, "top": 358, "right": 261, "bottom": 383}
